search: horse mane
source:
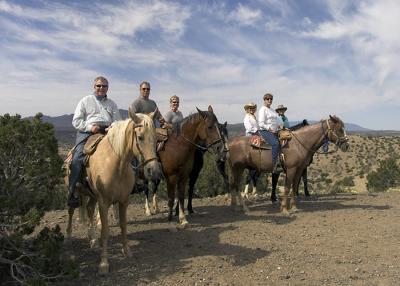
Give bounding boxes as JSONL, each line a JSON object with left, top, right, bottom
{"left": 172, "top": 111, "right": 216, "bottom": 136}
{"left": 107, "top": 119, "right": 132, "bottom": 158}
{"left": 107, "top": 114, "right": 155, "bottom": 158}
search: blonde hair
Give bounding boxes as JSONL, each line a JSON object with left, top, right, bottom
{"left": 170, "top": 95, "right": 180, "bottom": 103}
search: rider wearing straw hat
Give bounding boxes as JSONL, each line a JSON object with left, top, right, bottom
{"left": 243, "top": 102, "right": 259, "bottom": 136}
{"left": 275, "top": 104, "right": 289, "bottom": 129}
{"left": 258, "top": 93, "right": 283, "bottom": 173}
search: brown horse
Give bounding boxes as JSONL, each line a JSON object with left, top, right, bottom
{"left": 227, "top": 115, "right": 349, "bottom": 214}
{"left": 65, "top": 110, "right": 162, "bottom": 274}
{"left": 154, "top": 106, "right": 224, "bottom": 230}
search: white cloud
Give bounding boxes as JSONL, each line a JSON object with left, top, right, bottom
{"left": 305, "top": 0, "right": 400, "bottom": 85}
{"left": 228, "top": 3, "right": 262, "bottom": 26}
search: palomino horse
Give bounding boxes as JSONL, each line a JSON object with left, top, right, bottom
{"left": 65, "top": 110, "right": 162, "bottom": 274}
{"left": 142, "top": 106, "right": 224, "bottom": 229}
{"left": 228, "top": 115, "right": 349, "bottom": 214}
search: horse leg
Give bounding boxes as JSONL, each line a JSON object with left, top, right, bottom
{"left": 302, "top": 168, "right": 310, "bottom": 197}
{"left": 166, "top": 179, "right": 177, "bottom": 231}
{"left": 290, "top": 169, "right": 304, "bottom": 212}
{"left": 281, "top": 169, "right": 296, "bottom": 215}
{"left": 251, "top": 170, "right": 259, "bottom": 196}
{"left": 151, "top": 179, "right": 160, "bottom": 214}
{"left": 143, "top": 181, "right": 152, "bottom": 216}
{"left": 110, "top": 203, "right": 119, "bottom": 226}
{"left": 229, "top": 166, "right": 248, "bottom": 212}
{"left": 188, "top": 150, "right": 203, "bottom": 214}
{"left": 87, "top": 197, "right": 98, "bottom": 248}
{"left": 118, "top": 201, "right": 131, "bottom": 257}
{"left": 216, "top": 160, "right": 229, "bottom": 194}
{"left": 98, "top": 201, "right": 110, "bottom": 275}
{"left": 271, "top": 172, "right": 280, "bottom": 203}
{"left": 66, "top": 207, "right": 75, "bottom": 242}
{"left": 78, "top": 194, "right": 88, "bottom": 225}
{"left": 177, "top": 178, "right": 189, "bottom": 227}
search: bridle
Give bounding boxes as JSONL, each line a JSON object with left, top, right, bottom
{"left": 290, "top": 119, "right": 348, "bottom": 154}
{"left": 322, "top": 119, "right": 349, "bottom": 151}
{"left": 131, "top": 123, "right": 158, "bottom": 170}
{"left": 181, "top": 121, "right": 225, "bottom": 154}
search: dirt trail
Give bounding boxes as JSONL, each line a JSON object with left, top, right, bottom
{"left": 46, "top": 191, "right": 400, "bottom": 286}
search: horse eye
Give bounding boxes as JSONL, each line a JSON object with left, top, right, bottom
{"left": 138, "top": 134, "right": 144, "bottom": 141}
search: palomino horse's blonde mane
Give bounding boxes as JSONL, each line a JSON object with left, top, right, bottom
{"left": 106, "top": 114, "right": 155, "bottom": 159}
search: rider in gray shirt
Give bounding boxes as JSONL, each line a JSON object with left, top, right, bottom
{"left": 164, "top": 95, "right": 183, "bottom": 125}
{"left": 129, "top": 81, "right": 165, "bottom": 127}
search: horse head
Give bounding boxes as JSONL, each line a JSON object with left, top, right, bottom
{"left": 128, "top": 107, "right": 162, "bottom": 181}
{"left": 325, "top": 115, "right": 349, "bottom": 152}
{"left": 216, "top": 121, "right": 229, "bottom": 161}
{"left": 195, "top": 106, "right": 225, "bottom": 156}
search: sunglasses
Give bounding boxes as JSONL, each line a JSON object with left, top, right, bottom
{"left": 142, "top": 88, "right": 150, "bottom": 91}
{"left": 95, "top": 85, "right": 108, "bottom": 88}
{"left": 172, "top": 101, "right": 179, "bottom": 104}
{"left": 265, "top": 98, "right": 273, "bottom": 101}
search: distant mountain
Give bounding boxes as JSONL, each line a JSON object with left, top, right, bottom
{"left": 37, "top": 111, "right": 372, "bottom": 132}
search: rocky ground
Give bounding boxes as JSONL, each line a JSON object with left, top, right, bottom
{"left": 45, "top": 191, "right": 400, "bottom": 286}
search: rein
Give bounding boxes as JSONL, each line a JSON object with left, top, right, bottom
{"left": 181, "top": 120, "right": 224, "bottom": 153}
{"left": 131, "top": 123, "right": 158, "bottom": 170}
{"left": 290, "top": 120, "right": 344, "bottom": 155}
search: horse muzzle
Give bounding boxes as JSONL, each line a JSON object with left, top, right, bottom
{"left": 143, "top": 160, "right": 162, "bottom": 181}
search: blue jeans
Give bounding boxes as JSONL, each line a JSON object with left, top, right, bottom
{"left": 69, "top": 131, "right": 92, "bottom": 193}
{"left": 259, "top": 130, "right": 280, "bottom": 165}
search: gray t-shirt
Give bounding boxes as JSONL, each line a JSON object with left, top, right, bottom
{"left": 129, "top": 97, "right": 163, "bottom": 124}
{"left": 164, "top": 110, "right": 183, "bottom": 125}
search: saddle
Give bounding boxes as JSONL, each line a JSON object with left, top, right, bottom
{"left": 156, "top": 128, "right": 169, "bottom": 151}
{"left": 83, "top": 134, "right": 105, "bottom": 165}
{"left": 250, "top": 135, "right": 272, "bottom": 150}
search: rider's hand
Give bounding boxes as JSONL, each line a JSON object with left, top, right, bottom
{"left": 91, "top": 125, "right": 100, "bottom": 134}
{"left": 159, "top": 117, "right": 165, "bottom": 125}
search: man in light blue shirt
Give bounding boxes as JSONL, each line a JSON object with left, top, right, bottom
{"left": 68, "top": 76, "right": 121, "bottom": 208}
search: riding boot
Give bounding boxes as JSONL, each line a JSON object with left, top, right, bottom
{"left": 67, "top": 185, "right": 80, "bottom": 208}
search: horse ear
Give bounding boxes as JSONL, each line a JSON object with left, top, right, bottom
{"left": 208, "top": 105, "right": 213, "bottom": 113}
{"left": 196, "top": 107, "right": 207, "bottom": 119}
{"left": 129, "top": 106, "right": 141, "bottom": 124}
{"left": 224, "top": 121, "right": 227, "bottom": 127}
{"left": 148, "top": 108, "right": 157, "bottom": 120}
{"left": 329, "top": 115, "right": 338, "bottom": 123}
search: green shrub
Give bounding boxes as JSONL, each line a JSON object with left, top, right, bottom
{"left": 0, "top": 113, "right": 76, "bottom": 285}
{"left": 367, "top": 158, "right": 400, "bottom": 192}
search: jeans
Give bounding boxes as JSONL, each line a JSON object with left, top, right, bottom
{"left": 68, "top": 131, "right": 92, "bottom": 193}
{"left": 259, "top": 130, "right": 280, "bottom": 165}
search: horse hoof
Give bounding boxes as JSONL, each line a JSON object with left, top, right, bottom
{"left": 281, "top": 210, "right": 290, "bottom": 216}
{"left": 291, "top": 207, "right": 299, "bottom": 213}
{"left": 90, "top": 239, "right": 98, "bottom": 248}
{"left": 145, "top": 211, "right": 152, "bottom": 217}
{"left": 98, "top": 261, "right": 109, "bottom": 275}
{"left": 179, "top": 220, "right": 189, "bottom": 228}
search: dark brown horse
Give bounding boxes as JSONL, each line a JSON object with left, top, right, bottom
{"left": 155, "top": 106, "right": 224, "bottom": 229}
{"left": 227, "top": 115, "right": 349, "bottom": 214}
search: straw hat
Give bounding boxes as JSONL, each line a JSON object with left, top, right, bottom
{"left": 275, "top": 104, "right": 287, "bottom": 112}
{"left": 244, "top": 102, "right": 257, "bottom": 110}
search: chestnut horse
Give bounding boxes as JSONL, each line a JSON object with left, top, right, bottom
{"left": 65, "top": 110, "right": 162, "bottom": 274}
{"left": 228, "top": 115, "right": 349, "bottom": 214}
{"left": 143, "top": 106, "right": 224, "bottom": 229}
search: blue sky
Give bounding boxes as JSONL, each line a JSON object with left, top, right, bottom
{"left": 1, "top": 0, "right": 399, "bottom": 130}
